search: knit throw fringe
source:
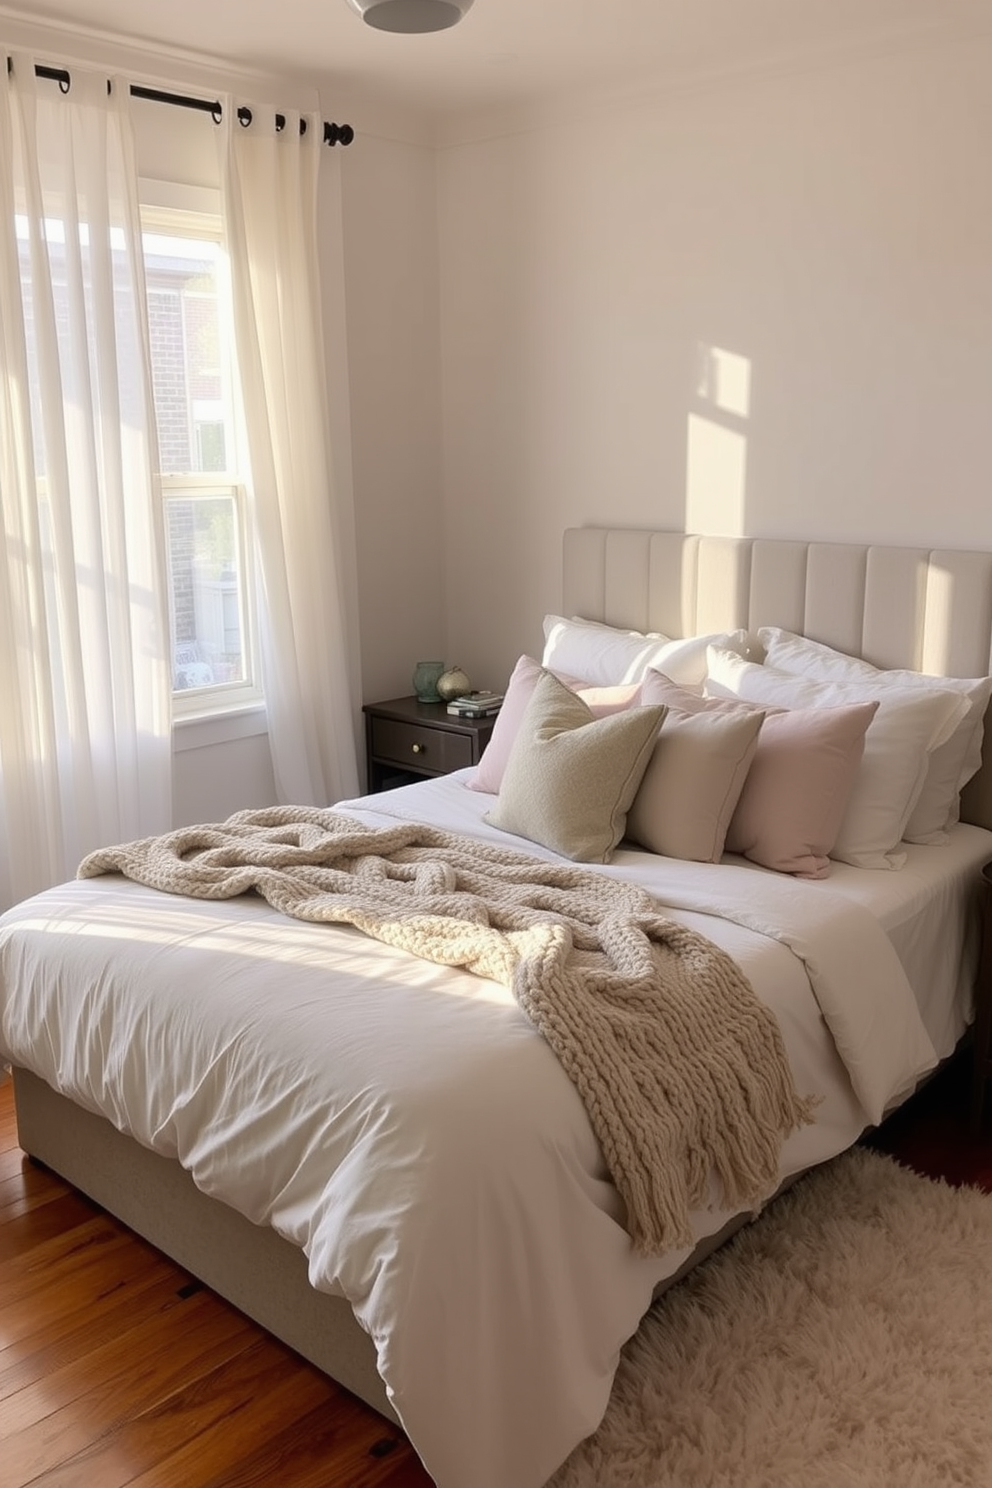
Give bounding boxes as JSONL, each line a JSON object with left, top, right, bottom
{"left": 78, "top": 806, "right": 815, "bottom": 1256}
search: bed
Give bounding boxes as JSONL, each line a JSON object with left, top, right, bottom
{"left": 2, "top": 528, "right": 992, "bottom": 1488}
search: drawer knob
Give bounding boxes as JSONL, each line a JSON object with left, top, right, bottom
{"left": 411, "top": 742, "right": 425, "bottom": 755}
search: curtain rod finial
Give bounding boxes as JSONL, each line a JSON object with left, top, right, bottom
{"left": 324, "top": 121, "right": 355, "bottom": 147}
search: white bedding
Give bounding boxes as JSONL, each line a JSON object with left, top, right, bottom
{"left": 0, "top": 772, "right": 985, "bottom": 1488}
{"left": 814, "top": 823, "right": 991, "bottom": 1059}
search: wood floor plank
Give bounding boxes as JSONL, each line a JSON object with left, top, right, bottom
{"left": 0, "top": 1106, "right": 19, "bottom": 1150}
{"left": 0, "top": 1268, "right": 197, "bottom": 1402}
{"left": 0, "top": 1159, "right": 72, "bottom": 1210}
{"left": 24, "top": 1336, "right": 342, "bottom": 1488}
{"left": 188, "top": 1393, "right": 424, "bottom": 1488}
{"left": 1, "top": 1301, "right": 258, "bottom": 1485}
{"left": 0, "top": 1212, "right": 124, "bottom": 1299}
{"left": 0, "top": 1216, "right": 152, "bottom": 1316}
{"left": 0, "top": 1144, "right": 34, "bottom": 1181}
{"left": 0, "top": 1285, "right": 239, "bottom": 1436}
{"left": 0, "top": 1220, "right": 195, "bottom": 1351}
{"left": 0, "top": 1190, "right": 98, "bottom": 1262}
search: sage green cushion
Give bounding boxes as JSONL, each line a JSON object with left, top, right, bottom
{"left": 484, "top": 669, "right": 666, "bottom": 863}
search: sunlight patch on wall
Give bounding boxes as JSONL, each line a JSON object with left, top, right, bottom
{"left": 685, "top": 343, "right": 751, "bottom": 537}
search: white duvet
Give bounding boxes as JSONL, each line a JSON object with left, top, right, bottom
{"left": 0, "top": 773, "right": 943, "bottom": 1488}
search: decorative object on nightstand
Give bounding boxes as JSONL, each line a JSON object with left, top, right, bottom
{"left": 436, "top": 666, "right": 472, "bottom": 702}
{"left": 363, "top": 695, "right": 497, "bottom": 793}
{"left": 971, "top": 859, "right": 992, "bottom": 1134}
{"left": 412, "top": 661, "right": 446, "bottom": 704}
{"left": 446, "top": 691, "right": 504, "bottom": 718}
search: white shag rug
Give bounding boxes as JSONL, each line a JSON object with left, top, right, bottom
{"left": 549, "top": 1147, "right": 992, "bottom": 1487}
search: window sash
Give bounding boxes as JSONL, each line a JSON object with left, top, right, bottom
{"left": 163, "top": 476, "right": 262, "bottom": 717}
{"left": 140, "top": 203, "right": 258, "bottom": 715}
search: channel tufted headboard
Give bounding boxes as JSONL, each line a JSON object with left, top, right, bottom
{"left": 562, "top": 528, "right": 992, "bottom": 832}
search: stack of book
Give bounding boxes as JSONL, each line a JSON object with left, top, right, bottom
{"left": 446, "top": 691, "right": 504, "bottom": 718}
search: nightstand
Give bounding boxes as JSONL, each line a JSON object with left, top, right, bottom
{"left": 363, "top": 696, "right": 497, "bottom": 793}
{"left": 971, "top": 859, "right": 992, "bottom": 1134}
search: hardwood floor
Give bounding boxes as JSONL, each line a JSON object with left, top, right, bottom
{"left": 861, "top": 1045, "right": 992, "bottom": 1193}
{"left": 2, "top": 1053, "right": 989, "bottom": 1488}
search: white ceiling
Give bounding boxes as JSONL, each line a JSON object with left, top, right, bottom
{"left": 6, "top": 0, "right": 991, "bottom": 130}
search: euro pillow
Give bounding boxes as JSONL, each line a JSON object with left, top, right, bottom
{"left": 757, "top": 627, "right": 992, "bottom": 843}
{"left": 484, "top": 669, "right": 666, "bottom": 863}
{"left": 704, "top": 646, "right": 965, "bottom": 870}
{"left": 624, "top": 696, "right": 765, "bottom": 863}
{"left": 468, "top": 654, "right": 640, "bottom": 795}
{"left": 541, "top": 614, "right": 751, "bottom": 687}
{"left": 639, "top": 672, "right": 876, "bottom": 877}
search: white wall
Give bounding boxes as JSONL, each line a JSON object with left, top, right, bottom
{"left": 436, "top": 34, "right": 992, "bottom": 694}
{"left": 337, "top": 130, "right": 447, "bottom": 705}
{"left": 172, "top": 717, "right": 276, "bottom": 826}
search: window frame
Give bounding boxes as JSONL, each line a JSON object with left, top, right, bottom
{"left": 140, "top": 197, "right": 263, "bottom": 721}
{"left": 162, "top": 473, "right": 262, "bottom": 720}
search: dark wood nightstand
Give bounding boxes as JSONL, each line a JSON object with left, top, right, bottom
{"left": 363, "top": 695, "right": 498, "bottom": 793}
{"left": 971, "top": 860, "right": 992, "bottom": 1134}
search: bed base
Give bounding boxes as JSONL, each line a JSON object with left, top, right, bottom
{"left": 11, "top": 1064, "right": 401, "bottom": 1427}
{"left": 10, "top": 1062, "right": 764, "bottom": 1421}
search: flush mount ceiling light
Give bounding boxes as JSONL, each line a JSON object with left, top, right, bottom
{"left": 345, "top": 0, "right": 474, "bottom": 33}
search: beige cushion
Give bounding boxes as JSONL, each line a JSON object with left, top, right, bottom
{"left": 484, "top": 669, "right": 666, "bottom": 863}
{"left": 626, "top": 690, "right": 765, "bottom": 863}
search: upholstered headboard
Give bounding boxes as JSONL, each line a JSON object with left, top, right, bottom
{"left": 562, "top": 528, "right": 992, "bottom": 832}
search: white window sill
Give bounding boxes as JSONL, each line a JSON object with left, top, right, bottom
{"left": 172, "top": 704, "right": 268, "bottom": 753}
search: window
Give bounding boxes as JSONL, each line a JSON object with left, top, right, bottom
{"left": 142, "top": 207, "right": 261, "bottom": 715}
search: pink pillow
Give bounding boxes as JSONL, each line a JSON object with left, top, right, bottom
{"left": 468, "top": 655, "right": 641, "bottom": 794}
{"left": 640, "top": 672, "right": 878, "bottom": 878}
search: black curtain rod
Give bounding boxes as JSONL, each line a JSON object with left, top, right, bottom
{"left": 8, "top": 59, "right": 353, "bottom": 146}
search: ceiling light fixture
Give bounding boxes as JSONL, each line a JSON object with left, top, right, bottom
{"left": 345, "top": 0, "right": 474, "bottom": 33}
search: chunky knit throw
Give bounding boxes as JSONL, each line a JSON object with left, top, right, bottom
{"left": 78, "top": 806, "right": 814, "bottom": 1256}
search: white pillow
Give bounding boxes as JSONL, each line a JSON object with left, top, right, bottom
{"left": 541, "top": 615, "right": 750, "bottom": 687}
{"left": 757, "top": 627, "right": 992, "bottom": 843}
{"left": 704, "top": 646, "right": 966, "bottom": 870}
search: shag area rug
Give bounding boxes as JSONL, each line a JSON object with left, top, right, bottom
{"left": 549, "top": 1147, "right": 992, "bottom": 1487}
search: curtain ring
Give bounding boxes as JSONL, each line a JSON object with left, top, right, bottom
{"left": 237, "top": 106, "right": 252, "bottom": 128}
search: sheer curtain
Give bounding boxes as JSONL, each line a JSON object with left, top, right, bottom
{"left": 219, "top": 103, "right": 360, "bottom": 807}
{"left": 0, "top": 57, "right": 172, "bottom": 910}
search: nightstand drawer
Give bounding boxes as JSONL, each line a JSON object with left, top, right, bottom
{"left": 370, "top": 716, "right": 475, "bottom": 775}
